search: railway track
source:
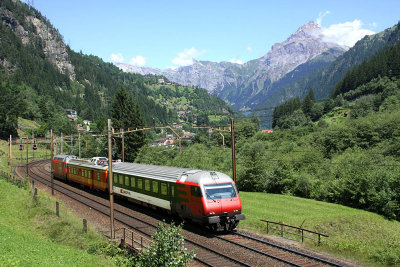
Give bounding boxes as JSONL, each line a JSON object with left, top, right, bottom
{"left": 15, "top": 160, "right": 345, "bottom": 267}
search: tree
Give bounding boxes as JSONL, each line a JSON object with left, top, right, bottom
{"left": 0, "top": 82, "right": 23, "bottom": 139}
{"left": 111, "top": 86, "right": 147, "bottom": 161}
{"left": 135, "top": 222, "right": 195, "bottom": 267}
{"left": 302, "top": 88, "right": 315, "bottom": 116}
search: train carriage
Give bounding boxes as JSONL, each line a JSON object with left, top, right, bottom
{"left": 67, "top": 159, "right": 108, "bottom": 191}
{"left": 113, "top": 162, "right": 245, "bottom": 230}
{"left": 52, "top": 155, "right": 77, "bottom": 180}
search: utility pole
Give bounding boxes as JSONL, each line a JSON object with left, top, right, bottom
{"left": 50, "top": 129, "right": 54, "bottom": 195}
{"left": 107, "top": 119, "right": 115, "bottom": 239}
{"left": 78, "top": 133, "right": 81, "bottom": 158}
{"left": 61, "top": 133, "right": 63, "bottom": 154}
{"left": 32, "top": 132, "right": 34, "bottom": 161}
{"left": 231, "top": 119, "right": 236, "bottom": 183}
{"left": 121, "top": 129, "right": 124, "bottom": 162}
{"left": 9, "top": 135, "right": 12, "bottom": 172}
{"left": 26, "top": 137, "right": 29, "bottom": 177}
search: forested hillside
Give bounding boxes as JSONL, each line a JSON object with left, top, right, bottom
{"left": 0, "top": 0, "right": 234, "bottom": 139}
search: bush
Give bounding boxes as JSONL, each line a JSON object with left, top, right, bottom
{"left": 135, "top": 222, "right": 195, "bottom": 267}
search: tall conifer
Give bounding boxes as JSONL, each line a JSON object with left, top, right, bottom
{"left": 111, "top": 86, "right": 147, "bottom": 161}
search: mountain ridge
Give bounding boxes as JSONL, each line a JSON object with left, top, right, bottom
{"left": 117, "top": 21, "right": 347, "bottom": 110}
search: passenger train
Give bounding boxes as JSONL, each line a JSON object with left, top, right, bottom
{"left": 52, "top": 155, "right": 245, "bottom": 231}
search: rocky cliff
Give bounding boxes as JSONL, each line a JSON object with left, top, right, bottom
{"left": 0, "top": 4, "right": 75, "bottom": 79}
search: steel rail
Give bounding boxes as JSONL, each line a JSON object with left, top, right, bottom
{"left": 228, "top": 231, "right": 344, "bottom": 267}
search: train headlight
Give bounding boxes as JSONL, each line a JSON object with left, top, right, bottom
{"left": 233, "top": 209, "right": 241, "bottom": 213}
{"left": 209, "top": 211, "right": 216, "bottom": 215}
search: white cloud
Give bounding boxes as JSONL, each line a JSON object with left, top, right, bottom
{"left": 171, "top": 47, "right": 205, "bottom": 66}
{"left": 246, "top": 44, "right": 253, "bottom": 52}
{"left": 316, "top": 10, "right": 330, "bottom": 26}
{"left": 109, "top": 53, "right": 124, "bottom": 63}
{"left": 229, "top": 58, "right": 243, "bottom": 64}
{"left": 322, "top": 19, "right": 375, "bottom": 47}
{"left": 129, "top": 55, "right": 146, "bottom": 66}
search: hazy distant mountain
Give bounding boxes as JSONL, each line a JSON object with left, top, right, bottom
{"left": 118, "top": 21, "right": 347, "bottom": 110}
{"left": 257, "top": 22, "right": 400, "bottom": 110}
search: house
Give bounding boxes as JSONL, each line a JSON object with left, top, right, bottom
{"left": 172, "top": 123, "right": 183, "bottom": 129}
{"left": 77, "top": 124, "right": 85, "bottom": 131}
{"left": 66, "top": 109, "right": 77, "bottom": 122}
{"left": 158, "top": 78, "right": 165, "bottom": 84}
{"left": 261, "top": 129, "right": 273, "bottom": 134}
{"left": 154, "top": 137, "right": 175, "bottom": 147}
{"left": 182, "top": 131, "right": 195, "bottom": 141}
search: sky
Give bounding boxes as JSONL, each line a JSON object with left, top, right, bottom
{"left": 28, "top": 0, "right": 400, "bottom": 70}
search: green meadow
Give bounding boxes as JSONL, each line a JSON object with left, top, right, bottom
{"left": 239, "top": 192, "right": 400, "bottom": 266}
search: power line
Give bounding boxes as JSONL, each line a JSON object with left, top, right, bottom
{"left": 236, "top": 157, "right": 400, "bottom": 168}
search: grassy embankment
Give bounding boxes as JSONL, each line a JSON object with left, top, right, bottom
{"left": 0, "top": 140, "right": 116, "bottom": 267}
{"left": 240, "top": 192, "right": 400, "bottom": 266}
{"left": 0, "top": 178, "right": 115, "bottom": 267}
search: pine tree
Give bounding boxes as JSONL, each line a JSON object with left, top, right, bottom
{"left": 302, "top": 89, "right": 315, "bottom": 116}
{"left": 111, "top": 86, "right": 147, "bottom": 161}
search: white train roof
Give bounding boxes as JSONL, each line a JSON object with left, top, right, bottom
{"left": 68, "top": 158, "right": 108, "bottom": 170}
{"left": 112, "top": 162, "right": 233, "bottom": 185}
{"left": 53, "top": 154, "right": 77, "bottom": 162}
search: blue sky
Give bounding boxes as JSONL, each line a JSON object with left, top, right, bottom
{"left": 30, "top": 0, "right": 400, "bottom": 69}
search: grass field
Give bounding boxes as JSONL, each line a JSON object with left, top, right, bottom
{"left": 0, "top": 177, "right": 115, "bottom": 267}
{"left": 239, "top": 192, "right": 400, "bottom": 266}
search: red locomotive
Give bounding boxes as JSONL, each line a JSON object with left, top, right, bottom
{"left": 52, "top": 156, "right": 245, "bottom": 230}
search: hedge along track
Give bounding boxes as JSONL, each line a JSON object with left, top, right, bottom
{"left": 16, "top": 160, "right": 344, "bottom": 267}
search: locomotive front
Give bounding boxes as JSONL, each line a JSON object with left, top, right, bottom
{"left": 181, "top": 170, "right": 245, "bottom": 231}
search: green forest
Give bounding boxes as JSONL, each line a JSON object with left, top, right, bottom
{"left": 135, "top": 34, "right": 400, "bottom": 221}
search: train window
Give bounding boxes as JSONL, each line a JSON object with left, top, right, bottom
{"left": 119, "top": 174, "right": 123, "bottom": 185}
{"left": 161, "top": 183, "right": 167, "bottom": 195}
{"left": 171, "top": 185, "right": 175, "bottom": 196}
{"left": 152, "top": 181, "right": 159, "bottom": 193}
{"left": 145, "top": 179, "right": 151, "bottom": 191}
{"left": 83, "top": 170, "right": 86, "bottom": 177}
{"left": 204, "top": 183, "right": 237, "bottom": 199}
{"left": 137, "top": 178, "right": 143, "bottom": 189}
{"left": 191, "top": 186, "right": 202, "bottom": 197}
{"left": 125, "top": 176, "right": 130, "bottom": 187}
{"left": 113, "top": 173, "right": 118, "bottom": 184}
{"left": 88, "top": 171, "right": 91, "bottom": 179}
{"left": 130, "top": 177, "right": 135, "bottom": 188}
{"left": 97, "top": 173, "right": 101, "bottom": 181}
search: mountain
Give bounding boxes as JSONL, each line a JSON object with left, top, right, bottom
{"left": 257, "top": 22, "right": 400, "bottom": 111}
{"left": 0, "top": 0, "right": 235, "bottom": 136}
{"left": 118, "top": 21, "right": 347, "bottom": 110}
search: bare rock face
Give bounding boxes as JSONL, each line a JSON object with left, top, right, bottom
{"left": 27, "top": 16, "right": 75, "bottom": 79}
{"left": 0, "top": 6, "right": 75, "bottom": 79}
{"left": 257, "top": 21, "right": 342, "bottom": 81}
{"left": 0, "top": 8, "right": 30, "bottom": 44}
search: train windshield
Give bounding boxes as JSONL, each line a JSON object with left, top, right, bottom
{"left": 203, "top": 183, "right": 237, "bottom": 199}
